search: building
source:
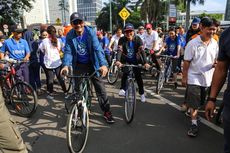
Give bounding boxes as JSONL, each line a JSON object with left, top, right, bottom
{"left": 177, "top": 10, "right": 225, "bottom": 26}
{"left": 23, "top": 0, "right": 77, "bottom": 27}
{"left": 225, "top": 0, "right": 230, "bottom": 20}
{"left": 76, "top": 0, "right": 103, "bottom": 25}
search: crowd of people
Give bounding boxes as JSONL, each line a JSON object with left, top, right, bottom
{"left": 0, "top": 12, "right": 229, "bottom": 153}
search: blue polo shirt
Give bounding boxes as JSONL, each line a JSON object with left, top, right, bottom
{"left": 178, "top": 33, "right": 186, "bottom": 48}
{"left": 0, "top": 38, "right": 30, "bottom": 60}
{"left": 99, "top": 36, "right": 110, "bottom": 55}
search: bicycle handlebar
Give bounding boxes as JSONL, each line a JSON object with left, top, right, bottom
{"left": 0, "top": 58, "right": 29, "bottom": 64}
{"left": 121, "top": 64, "right": 145, "bottom": 69}
{"left": 66, "top": 70, "right": 99, "bottom": 79}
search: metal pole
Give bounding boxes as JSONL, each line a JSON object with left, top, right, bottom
{"left": 166, "top": 0, "right": 170, "bottom": 31}
{"left": 110, "top": 1, "right": 112, "bottom": 33}
{"left": 63, "top": 0, "right": 66, "bottom": 25}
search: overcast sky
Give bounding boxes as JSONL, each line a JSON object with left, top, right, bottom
{"left": 190, "top": 0, "right": 227, "bottom": 12}
{"left": 102, "top": 0, "right": 227, "bottom": 12}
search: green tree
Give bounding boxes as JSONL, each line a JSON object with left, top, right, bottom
{"left": 199, "top": 13, "right": 223, "bottom": 21}
{"left": 58, "top": 0, "right": 69, "bottom": 25}
{"left": 96, "top": 0, "right": 139, "bottom": 32}
{"left": 0, "top": 0, "right": 34, "bottom": 28}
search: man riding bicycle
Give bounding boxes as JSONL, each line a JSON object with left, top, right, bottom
{"left": 116, "top": 23, "right": 150, "bottom": 103}
{"left": 61, "top": 12, "right": 115, "bottom": 124}
{"left": 143, "top": 23, "right": 162, "bottom": 72}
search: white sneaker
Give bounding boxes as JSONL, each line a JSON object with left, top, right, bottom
{"left": 140, "top": 94, "right": 146, "bottom": 103}
{"left": 47, "top": 94, "right": 54, "bottom": 100}
{"left": 118, "top": 89, "right": 125, "bottom": 97}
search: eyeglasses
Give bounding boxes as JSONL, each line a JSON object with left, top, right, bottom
{"left": 72, "top": 19, "right": 83, "bottom": 25}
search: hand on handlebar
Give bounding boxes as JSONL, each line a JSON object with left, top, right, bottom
{"left": 99, "top": 65, "right": 108, "bottom": 77}
{"left": 61, "top": 66, "right": 69, "bottom": 76}
{"left": 116, "top": 61, "right": 123, "bottom": 68}
{"left": 144, "top": 63, "right": 150, "bottom": 70}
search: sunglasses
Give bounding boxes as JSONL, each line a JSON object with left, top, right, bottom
{"left": 72, "top": 19, "right": 83, "bottom": 25}
{"left": 125, "top": 30, "right": 133, "bottom": 33}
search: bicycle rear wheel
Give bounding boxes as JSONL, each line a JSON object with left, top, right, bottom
{"left": 124, "top": 79, "right": 136, "bottom": 124}
{"left": 67, "top": 101, "right": 89, "bottom": 153}
{"left": 10, "top": 82, "right": 38, "bottom": 117}
{"left": 107, "top": 62, "right": 119, "bottom": 85}
{"left": 156, "top": 69, "right": 165, "bottom": 94}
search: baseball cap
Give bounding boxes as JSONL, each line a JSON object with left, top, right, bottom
{"left": 70, "top": 12, "right": 84, "bottom": 22}
{"left": 192, "top": 17, "right": 201, "bottom": 25}
{"left": 11, "top": 25, "right": 24, "bottom": 33}
{"left": 138, "top": 26, "right": 144, "bottom": 30}
{"left": 124, "top": 23, "right": 134, "bottom": 31}
{"left": 145, "top": 23, "right": 152, "bottom": 29}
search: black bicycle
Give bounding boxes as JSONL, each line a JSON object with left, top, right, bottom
{"left": 155, "top": 55, "right": 174, "bottom": 94}
{"left": 66, "top": 71, "right": 97, "bottom": 153}
{"left": 0, "top": 59, "right": 37, "bottom": 117}
{"left": 121, "top": 64, "right": 144, "bottom": 124}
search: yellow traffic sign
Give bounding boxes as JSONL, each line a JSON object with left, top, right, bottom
{"left": 119, "top": 7, "right": 130, "bottom": 21}
{"left": 56, "top": 18, "right": 61, "bottom": 25}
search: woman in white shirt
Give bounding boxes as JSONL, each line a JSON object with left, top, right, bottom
{"left": 39, "top": 25, "right": 66, "bottom": 99}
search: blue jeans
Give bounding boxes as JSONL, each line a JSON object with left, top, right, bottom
{"left": 15, "top": 63, "right": 29, "bottom": 83}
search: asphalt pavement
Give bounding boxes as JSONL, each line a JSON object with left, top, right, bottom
{"left": 10, "top": 74, "right": 224, "bottom": 153}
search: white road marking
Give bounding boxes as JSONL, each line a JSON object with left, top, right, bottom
{"left": 145, "top": 88, "right": 224, "bottom": 135}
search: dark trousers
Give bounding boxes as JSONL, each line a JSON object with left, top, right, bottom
{"left": 15, "top": 63, "right": 29, "bottom": 83}
{"left": 121, "top": 67, "right": 144, "bottom": 95}
{"left": 105, "top": 53, "right": 111, "bottom": 66}
{"left": 43, "top": 65, "right": 66, "bottom": 94}
{"left": 223, "top": 89, "right": 230, "bottom": 153}
{"left": 151, "top": 53, "right": 162, "bottom": 71}
{"left": 73, "top": 64, "right": 110, "bottom": 112}
{"left": 224, "top": 113, "right": 230, "bottom": 153}
{"left": 29, "top": 62, "right": 41, "bottom": 90}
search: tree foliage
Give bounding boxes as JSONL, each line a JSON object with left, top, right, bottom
{"left": 96, "top": 0, "right": 142, "bottom": 32}
{"left": 0, "top": 0, "right": 34, "bottom": 26}
{"left": 199, "top": 13, "right": 223, "bottom": 21}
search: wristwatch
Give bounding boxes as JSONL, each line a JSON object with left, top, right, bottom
{"left": 207, "top": 97, "right": 217, "bottom": 102}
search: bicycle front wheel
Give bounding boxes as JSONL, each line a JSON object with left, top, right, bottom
{"left": 107, "top": 62, "right": 119, "bottom": 85}
{"left": 124, "top": 79, "right": 136, "bottom": 124}
{"left": 165, "top": 61, "right": 172, "bottom": 83}
{"left": 67, "top": 102, "right": 89, "bottom": 153}
{"left": 10, "top": 82, "right": 38, "bottom": 117}
{"left": 156, "top": 69, "right": 165, "bottom": 94}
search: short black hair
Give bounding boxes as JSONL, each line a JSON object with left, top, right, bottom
{"left": 200, "top": 17, "right": 219, "bottom": 27}
{"left": 168, "top": 27, "right": 175, "bottom": 32}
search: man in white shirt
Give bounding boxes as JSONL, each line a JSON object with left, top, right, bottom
{"left": 143, "top": 23, "right": 161, "bottom": 71}
{"left": 182, "top": 17, "right": 219, "bottom": 137}
{"left": 108, "top": 28, "right": 123, "bottom": 52}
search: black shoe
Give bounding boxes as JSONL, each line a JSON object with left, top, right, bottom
{"left": 104, "top": 111, "right": 115, "bottom": 124}
{"left": 187, "top": 124, "right": 198, "bottom": 137}
{"left": 174, "top": 82, "right": 178, "bottom": 89}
